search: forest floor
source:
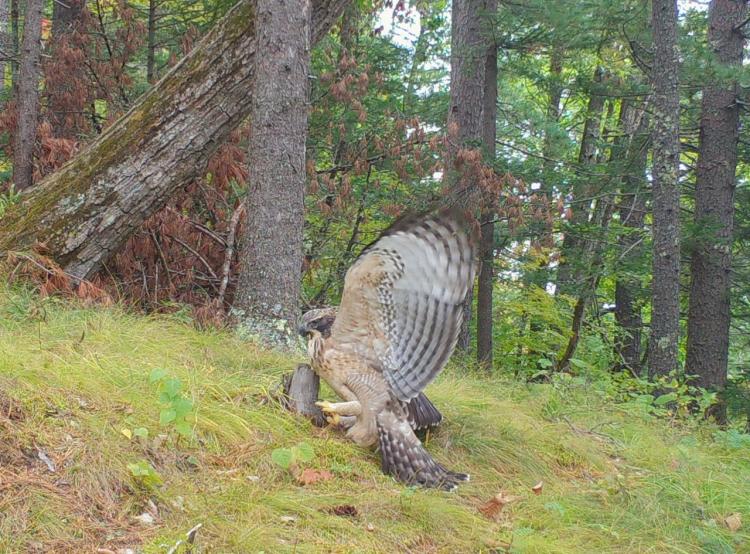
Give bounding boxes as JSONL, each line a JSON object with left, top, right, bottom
{"left": 0, "top": 287, "right": 748, "bottom": 553}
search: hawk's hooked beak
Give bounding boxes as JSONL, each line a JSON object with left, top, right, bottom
{"left": 297, "top": 322, "right": 310, "bottom": 337}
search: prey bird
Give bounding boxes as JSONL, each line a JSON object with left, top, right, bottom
{"left": 298, "top": 208, "right": 477, "bottom": 490}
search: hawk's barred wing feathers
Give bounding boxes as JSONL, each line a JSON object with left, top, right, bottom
{"left": 331, "top": 209, "right": 477, "bottom": 402}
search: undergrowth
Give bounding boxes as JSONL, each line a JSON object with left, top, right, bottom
{"left": 0, "top": 286, "right": 748, "bottom": 553}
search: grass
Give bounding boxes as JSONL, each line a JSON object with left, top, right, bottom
{"left": 0, "top": 287, "right": 748, "bottom": 553}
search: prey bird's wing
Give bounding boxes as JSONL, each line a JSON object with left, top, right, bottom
{"left": 331, "top": 209, "right": 477, "bottom": 402}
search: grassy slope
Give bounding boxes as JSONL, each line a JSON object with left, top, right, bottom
{"left": 0, "top": 290, "right": 748, "bottom": 553}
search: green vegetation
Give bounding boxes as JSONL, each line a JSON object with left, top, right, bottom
{"left": 0, "top": 287, "right": 747, "bottom": 553}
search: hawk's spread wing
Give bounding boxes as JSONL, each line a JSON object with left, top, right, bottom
{"left": 331, "top": 209, "right": 477, "bottom": 402}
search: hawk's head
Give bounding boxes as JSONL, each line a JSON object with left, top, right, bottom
{"left": 297, "top": 307, "right": 337, "bottom": 339}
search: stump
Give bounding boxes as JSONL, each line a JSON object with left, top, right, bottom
{"left": 282, "top": 363, "right": 326, "bottom": 427}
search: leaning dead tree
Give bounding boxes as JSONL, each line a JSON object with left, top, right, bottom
{"left": 0, "top": 0, "right": 349, "bottom": 279}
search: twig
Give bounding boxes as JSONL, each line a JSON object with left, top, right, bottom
{"left": 167, "top": 522, "right": 203, "bottom": 554}
{"left": 165, "top": 234, "right": 219, "bottom": 282}
{"left": 218, "top": 203, "right": 244, "bottom": 307}
{"left": 149, "top": 229, "right": 174, "bottom": 289}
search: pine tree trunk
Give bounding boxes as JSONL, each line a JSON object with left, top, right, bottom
{"left": 49, "top": 0, "right": 85, "bottom": 138}
{"left": 556, "top": 66, "right": 606, "bottom": 296}
{"left": 0, "top": 0, "right": 349, "bottom": 278}
{"left": 476, "top": 6, "right": 497, "bottom": 370}
{"left": 648, "top": 0, "right": 681, "bottom": 379}
{"left": 9, "top": 0, "right": 17, "bottom": 88}
{"left": 447, "top": 0, "right": 491, "bottom": 351}
{"left": 0, "top": 0, "right": 10, "bottom": 101}
{"left": 615, "top": 108, "right": 650, "bottom": 373}
{"left": 686, "top": 0, "right": 746, "bottom": 418}
{"left": 12, "top": 0, "right": 44, "bottom": 191}
{"left": 234, "top": 0, "right": 311, "bottom": 348}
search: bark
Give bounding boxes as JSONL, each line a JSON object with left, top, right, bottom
{"left": 556, "top": 66, "right": 606, "bottom": 296}
{"left": 615, "top": 109, "right": 650, "bottom": 374}
{"left": 647, "top": 0, "right": 681, "bottom": 379}
{"left": 0, "top": 0, "right": 9, "bottom": 100}
{"left": 686, "top": 0, "right": 746, "bottom": 418}
{"left": 447, "top": 0, "right": 491, "bottom": 351}
{"left": 477, "top": 6, "right": 497, "bottom": 370}
{"left": 234, "top": 0, "right": 311, "bottom": 347}
{"left": 12, "top": 0, "right": 44, "bottom": 191}
{"left": 49, "top": 0, "right": 85, "bottom": 138}
{"left": 147, "top": 0, "right": 157, "bottom": 84}
{"left": 0, "top": 0, "right": 349, "bottom": 278}
{"left": 51, "top": 0, "right": 83, "bottom": 37}
{"left": 9, "top": 0, "right": 17, "bottom": 88}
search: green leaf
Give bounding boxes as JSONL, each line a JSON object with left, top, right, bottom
{"left": 653, "top": 392, "right": 678, "bottom": 406}
{"left": 537, "top": 358, "right": 553, "bottom": 368}
{"left": 568, "top": 358, "right": 588, "bottom": 370}
{"left": 162, "top": 377, "right": 182, "bottom": 397}
{"left": 149, "top": 368, "right": 168, "bottom": 384}
{"left": 271, "top": 448, "right": 293, "bottom": 470}
{"left": 160, "top": 408, "right": 177, "bottom": 425}
{"left": 295, "top": 442, "right": 315, "bottom": 462}
{"left": 173, "top": 398, "right": 194, "bottom": 418}
{"left": 174, "top": 421, "right": 193, "bottom": 437}
{"left": 133, "top": 427, "right": 149, "bottom": 439}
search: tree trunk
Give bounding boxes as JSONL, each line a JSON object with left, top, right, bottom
{"left": 447, "top": 0, "right": 491, "bottom": 351}
{"left": 686, "top": 0, "right": 746, "bottom": 419}
{"left": 12, "top": 0, "right": 44, "bottom": 191}
{"left": 476, "top": 5, "right": 497, "bottom": 370}
{"left": 48, "top": 0, "right": 85, "bottom": 138}
{"left": 556, "top": 66, "right": 606, "bottom": 296}
{"left": 615, "top": 108, "right": 650, "bottom": 374}
{"left": 0, "top": 0, "right": 349, "bottom": 278}
{"left": 647, "top": 0, "right": 681, "bottom": 379}
{"left": 234, "top": 0, "right": 311, "bottom": 348}
{"left": 147, "top": 0, "right": 157, "bottom": 84}
{"left": 9, "top": 0, "right": 17, "bottom": 88}
{"left": 0, "top": 0, "right": 10, "bottom": 101}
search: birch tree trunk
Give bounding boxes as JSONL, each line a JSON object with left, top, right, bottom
{"left": 234, "top": 0, "right": 312, "bottom": 347}
{"left": 0, "top": 0, "right": 349, "bottom": 279}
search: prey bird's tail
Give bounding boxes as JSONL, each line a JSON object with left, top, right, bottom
{"left": 376, "top": 406, "right": 468, "bottom": 491}
{"left": 405, "top": 392, "right": 443, "bottom": 431}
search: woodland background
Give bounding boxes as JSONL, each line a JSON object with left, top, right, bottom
{"left": 1, "top": 0, "right": 747, "bottom": 426}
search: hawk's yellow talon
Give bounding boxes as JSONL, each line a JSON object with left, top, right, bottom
{"left": 315, "top": 400, "right": 341, "bottom": 425}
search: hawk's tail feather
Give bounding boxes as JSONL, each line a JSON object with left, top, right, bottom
{"left": 376, "top": 411, "right": 468, "bottom": 491}
{"left": 405, "top": 392, "right": 443, "bottom": 431}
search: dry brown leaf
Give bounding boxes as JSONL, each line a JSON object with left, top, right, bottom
{"left": 327, "top": 504, "right": 358, "bottom": 517}
{"left": 725, "top": 513, "right": 742, "bottom": 533}
{"left": 478, "top": 492, "right": 517, "bottom": 521}
{"left": 532, "top": 481, "right": 543, "bottom": 495}
{"left": 297, "top": 468, "right": 333, "bottom": 485}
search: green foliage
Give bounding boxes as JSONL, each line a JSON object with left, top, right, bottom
{"left": 127, "top": 459, "right": 163, "bottom": 489}
{"left": 271, "top": 441, "right": 315, "bottom": 471}
{"left": 0, "top": 185, "right": 20, "bottom": 218}
{"left": 149, "top": 368, "right": 195, "bottom": 438}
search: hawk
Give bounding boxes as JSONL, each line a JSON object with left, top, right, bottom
{"left": 298, "top": 208, "right": 477, "bottom": 490}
